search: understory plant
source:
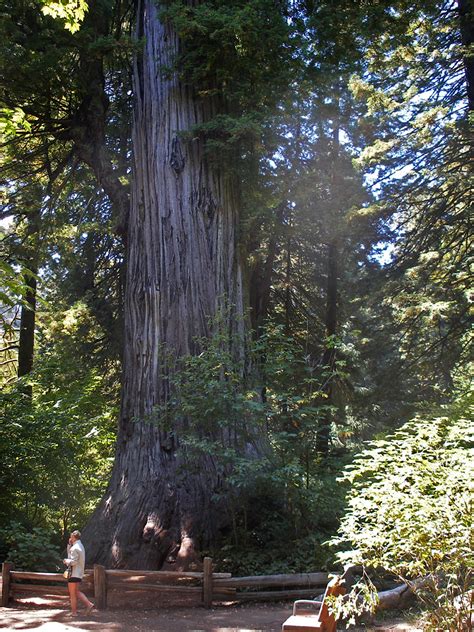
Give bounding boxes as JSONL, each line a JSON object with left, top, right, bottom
{"left": 0, "top": 300, "right": 118, "bottom": 539}
{"left": 0, "top": 522, "right": 62, "bottom": 571}
{"left": 151, "top": 321, "right": 350, "bottom": 573}
{"left": 331, "top": 385, "right": 473, "bottom": 631}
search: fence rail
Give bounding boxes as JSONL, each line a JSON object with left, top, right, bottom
{"left": 1, "top": 560, "right": 329, "bottom": 609}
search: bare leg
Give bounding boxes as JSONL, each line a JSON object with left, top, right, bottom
{"left": 77, "top": 589, "right": 94, "bottom": 611}
{"left": 67, "top": 582, "right": 78, "bottom": 615}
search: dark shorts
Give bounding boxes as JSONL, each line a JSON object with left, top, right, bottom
{"left": 68, "top": 577, "right": 81, "bottom": 583}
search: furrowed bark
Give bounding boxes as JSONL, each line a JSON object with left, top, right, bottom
{"left": 84, "top": 0, "right": 248, "bottom": 570}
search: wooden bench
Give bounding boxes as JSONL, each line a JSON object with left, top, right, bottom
{"left": 282, "top": 576, "right": 345, "bottom": 632}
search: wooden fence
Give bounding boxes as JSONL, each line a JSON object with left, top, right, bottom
{"left": 1, "top": 559, "right": 329, "bottom": 610}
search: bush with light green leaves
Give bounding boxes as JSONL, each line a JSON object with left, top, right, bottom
{"left": 331, "top": 388, "right": 473, "bottom": 631}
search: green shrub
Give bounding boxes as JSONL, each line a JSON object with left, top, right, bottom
{"left": 0, "top": 522, "right": 61, "bottom": 571}
{"left": 148, "top": 321, "right": 351, "bottom": 573}
{"left": 0, "top": 358, "right": 116, "bottom": 532}
{"left": 331, "top": 389, "right": 474, "bottom": 631}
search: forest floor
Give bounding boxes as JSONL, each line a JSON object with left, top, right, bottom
{"left": 0, "top": 595, "right": 424, "bottom": 632}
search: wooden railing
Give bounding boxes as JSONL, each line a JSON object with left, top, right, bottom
{"left": 213, "top": 572, "right": 329, "bottom": 602}
{"left": 1, "top": 560, "right": 329, "bottom": 609}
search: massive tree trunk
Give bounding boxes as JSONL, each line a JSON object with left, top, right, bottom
{"left": 84, "top": 0, "right": 247, "bottom": 570}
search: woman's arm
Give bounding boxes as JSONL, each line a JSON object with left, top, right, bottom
{"left": 63, "top": 545, "right": 79, "bottom": 567}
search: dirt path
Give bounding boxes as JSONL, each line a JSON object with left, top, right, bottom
{"left": 0, "top": 589, "right": 423, "bottom": 632}
{"left": 0, "top": 602, "right": 424, "bottom": 632}
{"left": 1, "top": 602, "right": 289, "bottom": 632}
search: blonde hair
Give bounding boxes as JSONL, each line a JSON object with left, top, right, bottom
{"left": 70, "top": 530, "right": 81, "bottom": 539}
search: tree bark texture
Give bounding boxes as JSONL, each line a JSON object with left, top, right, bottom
{"left": 84, "top": 0, "right": 247, "bottom": 570}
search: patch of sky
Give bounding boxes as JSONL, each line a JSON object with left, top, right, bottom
{"left": 0, "top": 215, "right": 13, "bottom": 229}
{"left": 370, "top": 241, "right": 396, "bottom": 266}
{"left": 339, "top": 129, "right": 350, "bottom": 146}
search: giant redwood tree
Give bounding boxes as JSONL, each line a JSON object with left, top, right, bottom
{"left": 82, "top": 0, "right": 289, "bottom": 569}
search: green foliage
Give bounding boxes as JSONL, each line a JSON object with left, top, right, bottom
{"left": 0, "top": 2, "right": 471, "bottom": 612}
{"left": 331, "top": 387, "right": 474, "bottom": 630}
{"left": 149, "top": 322, "right": 350, "bottom": 573}
{"left": 212, "top": 458, "right": 349, "bottom": 575}
{"left": 347, "top": 0, "right": 471, "bottom": 407}
{"left": 0, "top": 259, "right": 37, "bottom": 315}
{"left": 161, "top": 0, "right": 293, "bottom": 162}
{"left": 0, "top": 522, "right": 61, "bottom": 571}
{"left": 0, "top": 377, "right": 115, "bottom": 532}
{"left": 151, "top": 318, "right": 258, "bottom": 441}
{"left": 261, "top": 327, "right": 346, "bottom": 456}
{"left": 0, "top": 106, "right": 31, "bottom": 140}
{"left": 0, "top": 300, "right": 117, "bottom": 533}
{"left": 40, "top": 0, "right": 88, "bottom": 33}
{"left": 162, "top": 0, "right": 291, "bottom": 107}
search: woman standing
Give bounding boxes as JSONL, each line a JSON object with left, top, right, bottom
{"left": 63, "top": 530, "right": 96, "bottom": 616}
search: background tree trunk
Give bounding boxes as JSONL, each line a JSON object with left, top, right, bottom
{"left": 315, "top": 239, "right": 338, "bottom": 456}
{"left": 458, "top": 0, "right": 474, "bottom": 112}
{"left": 17, "top": 268, "right": 37, "bottom": 380}
{"left": 84, "top": 0, "right": 248, "bottom": 570}
{"left": 17, "top": 206, "right": 41, "bottom": 395}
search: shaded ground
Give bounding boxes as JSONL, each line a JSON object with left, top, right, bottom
{"left": 3, "top": 602, "right": 287, "bottom": 632}
{"left": 0, "top": 598, "right": 423, "bottom": 632}
{"left": 0, "top": 583, "right": 423, "bottom": 632}
{"left": 0, "top": 604, "right": 424, "bottom": 632}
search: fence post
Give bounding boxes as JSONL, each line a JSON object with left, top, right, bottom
{"left": 203, "top": 557, "right": 213, "bottom": 608}
{"left": 1, "top": 562, "right": 13, "bottom": 607}
{"left": 94, "top": 564, "right": 107, "bottom": 610}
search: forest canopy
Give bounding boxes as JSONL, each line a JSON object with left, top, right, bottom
{"left": 0, "top": 0, "right": 472, "bottom": 627}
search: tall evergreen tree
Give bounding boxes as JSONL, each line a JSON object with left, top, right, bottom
{"left": 80, "top": 0, "right": 291, "bottom": 568}
{"left": 348, "top": 0, "right": 472, "bottom": 405}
